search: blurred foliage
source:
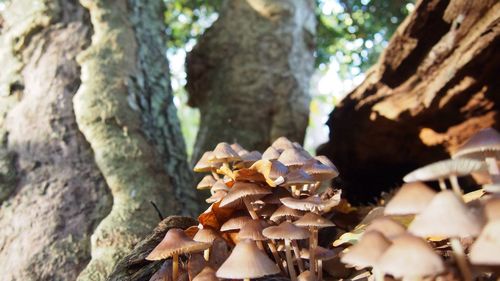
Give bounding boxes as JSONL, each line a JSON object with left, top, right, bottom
{"left": 164, "top": 0, "right": 222, "bottom": 50}
{"left": 317, "top": 0, "right": 413, "bottom": 77}
{"left": 163, "top": 0, "right": 413, "bottom": 77}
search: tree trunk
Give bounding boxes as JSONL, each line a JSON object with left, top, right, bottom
{"left": 318, "top": 0, "right": 500, "bottom": 203}
{"left": 186, "top": 0, "right": 316, "bottom": 162}
{"left": 0, "top": 1, "right": 197, "bottom": 280}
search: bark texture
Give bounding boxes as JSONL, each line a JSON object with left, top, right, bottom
{"left": 319, "top": 0, "right": 500, "bottom": 203}
{"left": 75, "top": 0, "right": 198, "bottom": 280}
{"left": 106, "top": 216, "right": 197, "bottom": 281}
{"left": 0, "top": 0, "right": 197, "bottom": 280}
{"left": 0, "top": 1, "right": 111, "bottom": 280}
{"left": 186, "top": 0, "right": 316, "bottom": 162}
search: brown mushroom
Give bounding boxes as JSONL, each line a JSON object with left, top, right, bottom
{"left": 146, "top": 228, "right": 210, "bottom": 281}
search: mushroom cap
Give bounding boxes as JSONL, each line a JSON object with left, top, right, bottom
{"left": 294, "top": 212, "right": 335, "bottom": 229}
{"left": 197, "top": 175, "right": 217, "bottom": 190}
{"left": 193, "top": 266, "right": 218, "bottom": 281}
{"left": 384, "top": 182, "right": 436, "bottom": 215}
{"left": 193, "top": 227, "right": 222, "bottom": 244}
{"left": 261, "top": 188, "right": 291, "bottom": 205}
{"left": 484, "top": 197, "right": 500, "bottom": 221}
{"left": 194, "top": 151, "right": 221, "bottom": 172}
{"left": 452, "top": 128, "right": 500, "bottom": 159}
{"left": 270, "top": 205, "right": 304, "bottom": 222}
{"left": 209, "top": 142, "right": 240, "bottom": 162}
{"left": 303, "top": 160, "right": 339, "bottom": 181}
{"left": 280, "top": 195, "right": 327, "bottom": 212}
{"left": 403, "top": 158, "right": 486, "bottom": 182}
{"left": 262, "top": 146, "right": 281, "bottom": 160}
{"left": 297, "top": 270, "right": 317, "bottom": 281}
{"left": 205, "top": 190, "right": 227, "bottom": 204}
{"left": 300, "top": 246, "right": 337, "bottom": 261}
{"left": 483, "top": 183, "right": 500, "bottom": 193}
{"left": 146, "top": 228, "right": 211, "bottom": 260}
{"left": 469, "top": 220, "right": 500, "bottom": 265}
{"left": 238, "top": 219, "right": 269, "bottom": 241}
{"left": 216, "top": 239, "right": 279, "bottom": 279}
{"left": 239, "top": 150, "right": 262, "bottom": 163}
{"left": 220, "top": 216, "right": 252, "bottom": 232}
{"left": 314, "top": 155, "right": 336, "bottom": 169}
{"left": 340, "top": 231, "right": 391, "bottom": 268}
{"left": 219, "top": 181, "right": 271, "bottom": 208}
{"left": 377, "top": 234, "right": 445, "bottom": 279}
{"left": 263, "top": 221, "right": 310, "bottom": 240}
{"left": 408, "top": 190, "right": 483, "bottom": 238}
{"left": 278, "top": 147, "right": 312, "bottom": 167}
{"left": 272, "top": 136, "right": 295, "bottom": 152}
{"left": 283, "top": 169, "right": 315, "bottom": 186}
{"left": 210, "top": 179, "right": 229, "bottom": 194}
{"left": 230, "top": 143, "right": 245, "bottom": 154}
{"left": 365, "top": 217, "right": 406, "bottom": 240}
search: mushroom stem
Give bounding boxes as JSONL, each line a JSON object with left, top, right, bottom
{"left": 318, "top": 260, "right": 323, "bottom": 281}
{"left": 203, "top": 249, "right": 210, "bottom": 261}
{"left": 285, "top": 239, "right": 298, "bottom": 281}
{"left": 172, "top": 253, "right": 179, "bottom": 281}
{"left": 373, "top": 268, "right": 384, "bottom": 281}
{"left": 211, "top": 171, "right": 219, "bottom": 180}
{"left": 310, "top": 182, "right": 321, "bottom": 194}
{"left": 438, "top": 178, "right": 447, "bottom": 191}
{"left": 291, "top": 185, "right": 298, "bottom": 198}
{"left": 450, "top": 238, "right": 472, "bottom": 281}
{"left": 268, "top": 241, "right": 287, "bottom": 274}
{"left": 449, "top": 175, "right": 462, "bottom": 195}
{"left": 485, "top": 157, "right": 500, "bottom": 182}
{"left": 291, "top": 240, "right": 305, "bottom": 273}
{"left": 256, "top": 240, "right": 264, "bottom": 250}
{"left": 243, "top": 197, "right": 258, "bottom": 219}
{"left": 309, "top": 227, "right": 318, "bottom": 273}
{"left": 244, "top": 279, "right": 250, "bottom": 281}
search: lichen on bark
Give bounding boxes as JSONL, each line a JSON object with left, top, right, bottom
{"left": 74, "top": 0, "right": 198, "bottom": 280}
{"left": 186, "top": 0, "right": 316, "bottom": 163}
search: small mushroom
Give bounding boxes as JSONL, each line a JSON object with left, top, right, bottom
{"left": 409, "top": 190, "right": 483, "bottom": 281}
{"left": 278, "top": 147, "right": 312, "bottom": 168}
{"left": 146, "top": 228, "right": 210, "bottom": 281}
{"left": 220, "top": 216, "right": 252, "bottom": 232}
{"left": 452, "top": 128, "right": 500, "bottom": 185}
{"left": 219, "top": 181, "right": 271, "bottom": 219}
{"left": 403, "top": 158, "right": 486, "bottom": 195}
{"left": 272, "top": 136, "right": 296, "bottom": 152}
{"left": 294, "top": 212, "right": 335, "bottom": 274}
{"left": 193, "top": 227, "right": 223, "bottom": 261}
{"left": 216, "top": 239, "right": 280, "bottom": 280}
{"left": 194, "top": 151, "right": 221, "bottom": 175}
{"left": 365, "top": 217, "right": 406, "bottom": 240}
{"left": 262, "top": 146, "right": 282, "bottom": 160}
{"left": 384, "top": 182, "right": 436, "bottom": 216}
{"left": 377, "top": 234, "right": 445, "bottom": 280}
{"left": 469, "top": 220, "right": 500, "bottom": 266}
{"left": 341, "top": 230, "right": 391, "bottom": 269}
{"left": 193, "top": 266, "right": 218, "bottom": 281}
{"left": 300, "top": 246, "right": 337, "bottom": 280}
{"left": 197, "top": 175, "right": 217, "bottom": 190}
{"left": 263, "top": 221, "right": 310, "bottom": 281}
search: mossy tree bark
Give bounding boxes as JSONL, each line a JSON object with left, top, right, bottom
{"left": 186, "top": 0, "right": 316, "bottom": 162}
{"left": 0, "top": 0, "right": 197, "bottom": 280}
{"left": 318, "top": 0, "right": 500, "bottom": 203}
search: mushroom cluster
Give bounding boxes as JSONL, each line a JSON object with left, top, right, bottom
{"left": 338, "top": 127, "right": 500, "bottom": 281}
{"left": 147, "top": 137, "right": 342, "bottom": 281}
